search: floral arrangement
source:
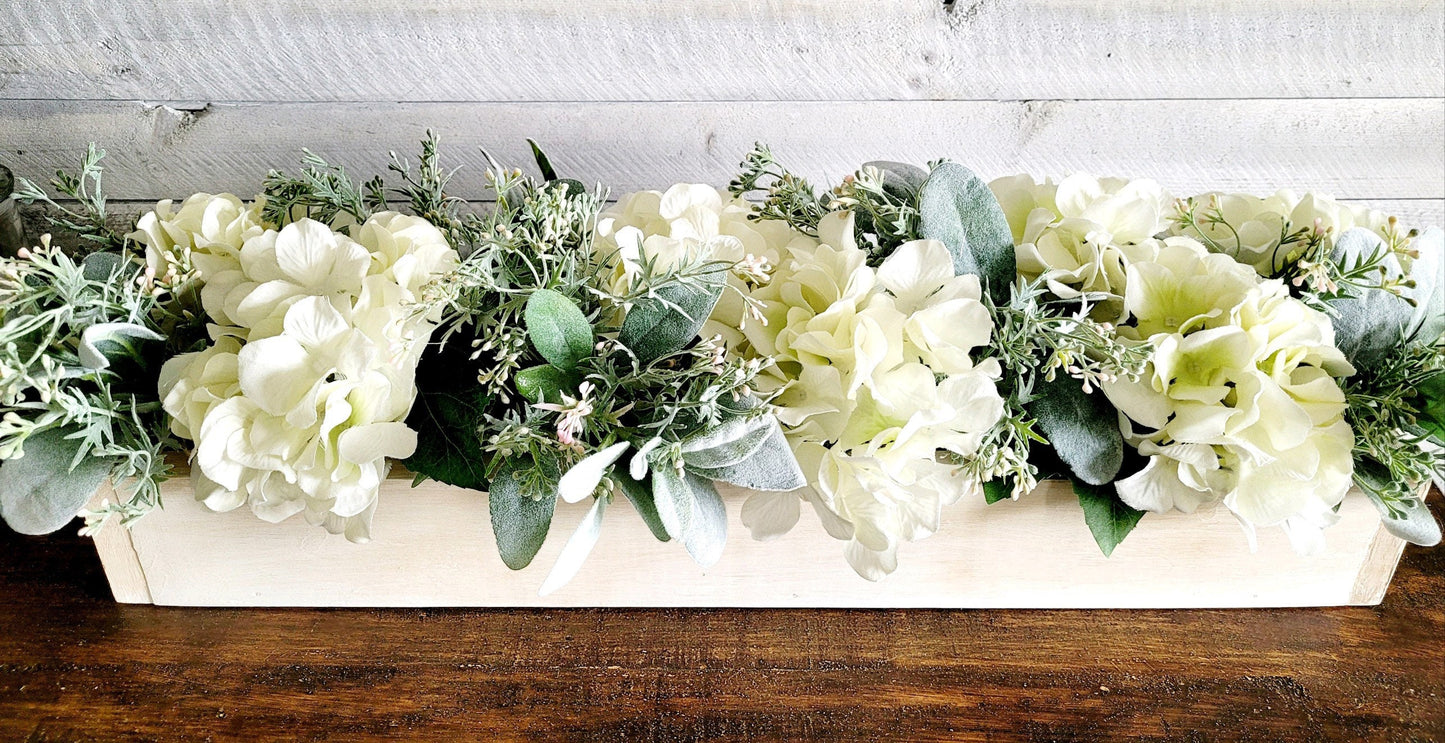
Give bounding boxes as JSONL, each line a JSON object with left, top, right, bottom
{"left": 0, "top": 138, "right": 1439, "bottom": 592}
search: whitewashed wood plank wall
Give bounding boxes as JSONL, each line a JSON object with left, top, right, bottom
{"left": 1, "top": 1, "right": 1443, "bottom": 223}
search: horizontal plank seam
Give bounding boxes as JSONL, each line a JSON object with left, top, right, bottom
{"left": 3, "top": 97, "right": 1445, "bottom": 105}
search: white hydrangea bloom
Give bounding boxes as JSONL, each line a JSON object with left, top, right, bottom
{"left": 159, "top": 212, "right": 457, "bottom": 541}
{"left": 734, "top": 212, "right": 1004, "bottom": 579}
{"left": 1170, "top": 189, "right": 1392, "bottom": 275}
{"left": 127, "top": 193, "right": 268, "bottom": 325}
{"left": 990, "top": 173, "right": 1173, "bottom": 321}
{"left": 1102, "top": 239, "right": 1356, "bottom": 552}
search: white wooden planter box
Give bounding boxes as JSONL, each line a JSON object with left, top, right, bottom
{"left": 88, "top": 471, "right": 1408, "bottom": 609}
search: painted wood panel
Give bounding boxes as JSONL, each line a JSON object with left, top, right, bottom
{"left": 0, "top": 1, "right": 1439, "bottom": 101}
{"left": 3, "top": 99, "right": 1440, "bottom": 203}
{"left": 93, "top": 474, "right": 1405, "bottom": 608}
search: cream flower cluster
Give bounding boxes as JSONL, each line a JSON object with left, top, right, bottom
{"left": 592, "top": 184, "right": 811, "bottom": 337}
{"left": 1169, "top": 189, "right": 1392, "bottom": 275}
{"left": 990, "top": 173, "right": 1174, "bottom": 321}
{"left": 133, "top": 199, "right": 457, "bottom": 541}
{"left": 737, "top": 211, "right": 1005, "bottom": 580}
{"left": 1102, "top": 239, "right": 1356, "bottom": 552}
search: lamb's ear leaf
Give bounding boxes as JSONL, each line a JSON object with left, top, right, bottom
{"left": 538, "top": 495, "right": 607, "bottom": 596}
{"left": 863, "top": 160, "right": 929, "bottom": 200}
{"left": 680, "top": 473, "right": 728, "bottom": 568}
{"left": 1360, "top": 486, "right": 1442, "bottom": 547}
{"left": 1404, "top": 226, "right": 1444, "bottom": 344}
{"left": 679, "top": 415, "right": 774, "bottom": 469}
{"left": 618, "top": 270, "right": 726, "bottom": 363}
{"left": 1029, "top": 375, "right": 1124, "bottom": 486}
{"left": 77, "top": 322, "right": 164, "bottom": 371}
{"left": 1074, "top": 479, "right": 1145, "bottom": 557}
{"left": 685, "top": 421, "right": 806, "bottom": 492}
{"left": 524, "top": 289, "right": 594, "bottom": 371}
{"left": 487, "top": 457, "right": 557, "bottom": 571}
{"left": 917, "top": 161, "right": 1017, "bottom": 303}
{"left": 615, "top": 471, "right": 671, "bottom": 542}
{"left": 80, "top": 252, "right": 127, "bottom": 281}
{"left": 0, "top": 427, "right": 115, "bottom": 536}
{"left": 1328, "top": 229, "right": 1413, "bottom": 367}
{"left": 651, "top": 465, "right": 728, "bottom": 567}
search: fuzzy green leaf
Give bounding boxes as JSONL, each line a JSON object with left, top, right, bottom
{"left": 685, "top": 422, "right": 806, "bottom": 492}
{"left": 0, "top": 427, "right": 116, "bottom": 535}
{"left": 917, "top": 161, "right": 1017, "bottom": 302}
{"left": 488, "top": 458, "right": 558, "bottom": 571}
{"left": 524, "top": 289, "right": 594, "bottom": 371}
{"left": 618, "top": 272, "right": 725, "bottom": 363}
{"left": 615, "top": 471, "right": 671, "bottom": 542}
{"left": 864, "top": 160, "right": 929, "bottom": 200}
{"left": 514, "top": 364, "right": 575, "bottom": 405}
{"left": 77, "top": 322, "right": 164, "bottom": 371}
{"left": 1074, "top": 479, "right": 1144, "bottom": 557}
{"left": 679, "top": 414, "right": 774, "bottom": 469}
{"left": 1031, "top": 375, "right": 1124, "bottom": 485}
{"left": 1405, "top": 227, "right": 1444, "bottom": 344}
{"left": 1360, "top": 486, "right": 1441, "bottom": 547}
{"left": 652, "top": 465, "right": 729, "bottom": 567}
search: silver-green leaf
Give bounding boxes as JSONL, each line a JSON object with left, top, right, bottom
{"left": 917, "top": 161, "right": 1017, "bottom": 302}
{"left": 0, "top": 427, "right": 115, "bottom": 535}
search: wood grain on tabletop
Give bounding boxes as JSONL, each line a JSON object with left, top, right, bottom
{"left": 0, "top": 489, "right": 1441, "bottom": 741}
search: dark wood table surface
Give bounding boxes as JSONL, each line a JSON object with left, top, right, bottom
{"left": 2, "top": 493, "right": 1442, "bottom": 742}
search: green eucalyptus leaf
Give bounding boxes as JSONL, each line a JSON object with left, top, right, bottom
{"left": 982, "top": 479, "right": 1012, "bottom": 505}
{"left": 1415, "top": 373, "right": 1445, "bottom": 444}
{"left": 487, "top": 458, "right": 558, "bottom": 571}
{"left": 1030, "top": 375, "right": 1124, "bottom": 486}
{"left": 1074, "top": 479, "right": 1145, "bottom": 557}
{"left": 524, "top": 289, "right": 594, "bottom": 370}
{"left": 514, "top": 364, "right": 575, "bottom": 405}
{"left": 618, "top": 271, "right": 726, "bottom": 363}
{"left": 615, "top": 470, "right": 671, "bottom": 542}
{"left": 685, "top": 422, "right": 806, "bottom": 492}
{"left": 917, "top": 161, "right": 1017, "bottom": 302}
{"left": 0, "top": 427, "right": 116, "bottom": 535}
{"left": 527, "top": 138, "right": 559, "bottom": 182}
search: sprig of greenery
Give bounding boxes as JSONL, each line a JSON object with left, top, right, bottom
{"left": 952, "top": 281, "right": 1152, "bottom": 497}
{"left": 12, "top": 144, "right": 128, "bottom": 252}
{"left": 261, "top": 149, "right": 374, "bottom": 229}
{"left": 1172, "top": 196, "right": 1417, "bottom": 308}
{"left": 1344, "top": 338, "right": 1445, "bottom": 515}
{"left": 729, "top": 144, "right": 831, "bottom": 237}
{"left": 0, "top": 241, "right": 179, "bottom": 529}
